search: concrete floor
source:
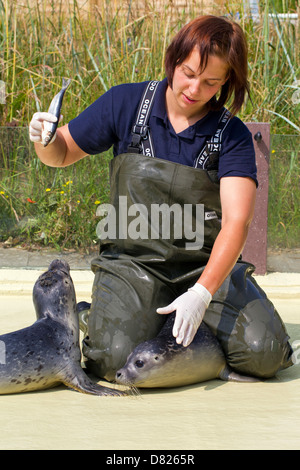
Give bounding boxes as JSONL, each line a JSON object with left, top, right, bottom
{"left": 0, "top": 265, "right": 299, "bottom": 450}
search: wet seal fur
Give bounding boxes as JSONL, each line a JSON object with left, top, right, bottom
{"left": 116, "top": 313, "right": 259, "bottom": 388}
{"left": 0, "top": 259, "right": 124, "bottom": 396}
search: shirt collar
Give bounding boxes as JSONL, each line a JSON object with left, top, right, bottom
{"left": 151, "top": 78, "right": 224, "bottom": 138}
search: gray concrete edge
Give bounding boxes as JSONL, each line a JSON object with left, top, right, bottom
{"left": 0, "top": 247, "right": 299, "bottom": 298}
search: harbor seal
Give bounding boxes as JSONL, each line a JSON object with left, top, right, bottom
{"left": 116, "top": 313, "right": 258, "bottom": 388}
{"left": 0, "top": 259, "right": 124, "bottom": 396}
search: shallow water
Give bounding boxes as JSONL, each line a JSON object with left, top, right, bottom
{"left": 0, "top": 293, "right": 299, "bottom": 450}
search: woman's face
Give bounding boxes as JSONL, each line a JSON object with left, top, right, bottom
{"left": 170, "top": 47, "right": 229, "bottom": 118}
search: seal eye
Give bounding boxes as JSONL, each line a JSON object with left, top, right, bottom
{"left": 135, "top": 360, "right": 144, "bottom": 368}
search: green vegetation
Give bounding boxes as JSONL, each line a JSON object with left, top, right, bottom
{"left": 0, "top": 0, "right": 299, "bottom": 250}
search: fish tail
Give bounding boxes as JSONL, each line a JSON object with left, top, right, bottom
{"left": 62, "top": 78, "right": 71, "bottom": 90}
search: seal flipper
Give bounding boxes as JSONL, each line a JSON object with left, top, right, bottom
{"left": 60, "top": 362, "right": 126, "bottom": 396}
{"left": 76, "top": 301, "right": 91, "bottom": 312}
{"left": 219, "top": 366, "right": 260, "bottom": 383}
{"left": 77, "top": 302, "right": 91, "bottom": 335}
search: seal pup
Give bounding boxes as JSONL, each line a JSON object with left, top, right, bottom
{"left": 116, "top": 313, "right": 258, "bottom": 388}
{"left": 0, "top": 259, "right": 124, "bottom": 396}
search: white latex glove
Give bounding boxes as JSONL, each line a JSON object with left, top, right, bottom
{"left": 29, "top": 112, "right": 58, "bottom": 144}
{"left": 156, "top": 283, "right": 212, "bottom": 347}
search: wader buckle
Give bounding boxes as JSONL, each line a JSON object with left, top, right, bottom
{"left": 128, "top": 125, "right": 150, "bottom": 153}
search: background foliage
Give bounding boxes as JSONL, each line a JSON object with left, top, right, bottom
{"left": 0, "top": 0, "right": 299, "bottom": 250}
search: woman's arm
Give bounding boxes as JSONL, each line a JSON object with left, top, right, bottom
{"left": 157, "top": 175, "right": 257, "bottom": 347}
{"left": 30, "top": 112, "right": 88, "bottom": 168}
{"left": 197, "top": 176, "right": 256, "bottom": 294}
{"left": 34, "top": 123, "right": 87, "bottom": 168}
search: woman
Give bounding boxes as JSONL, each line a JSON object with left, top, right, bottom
{"left": 29, "top": 15, "right": 292, "bottom": 381}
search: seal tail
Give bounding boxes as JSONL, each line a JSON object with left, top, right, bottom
{"left": 219, "top": 366, "right": 261, "bottom": 383}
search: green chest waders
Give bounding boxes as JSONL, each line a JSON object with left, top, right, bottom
{"left": 82, "top": 83, "right": 293, "bottom": 382}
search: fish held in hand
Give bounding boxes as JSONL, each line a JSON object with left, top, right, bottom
{"left": 42, "top": 78, "right": 71, "bottom": 147}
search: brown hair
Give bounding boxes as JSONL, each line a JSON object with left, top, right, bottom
{"left": 165, "top": 15, "right": 250, "bottom": 115}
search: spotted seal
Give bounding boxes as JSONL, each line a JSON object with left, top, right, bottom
{"left": 116, "top": 313, "right": 258, "bottom": 388}
{"left": 0, "top": 259, "right": 124, "bottom": 396}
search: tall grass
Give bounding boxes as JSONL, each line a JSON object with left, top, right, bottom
{"left": 0, "top": 127, "right": 112, "bottom": 249}
{"left": 1, "top": 0, "right": 182, "bottom": 125}
{"left": 0, "top": 0, "right": 298, "bottom": 131}
{"left": 268, "top": 135, "right": 300, "bottom": 248}
{"left": 0, "top": 0, "right": 299, "bottom": 249}
{"left": 235, "top": 0, "right": 300, "bottom": 132}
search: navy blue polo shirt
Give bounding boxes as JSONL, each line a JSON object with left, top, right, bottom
{"left": 69, "top": 78, "right": 257, "bottom": 184}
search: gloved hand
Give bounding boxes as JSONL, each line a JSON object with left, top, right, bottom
{"left": 29, "top": 112, "right": 58, "bottom": 144}
{"left": 156, "top": 283, "right": 212, "bottom": 347}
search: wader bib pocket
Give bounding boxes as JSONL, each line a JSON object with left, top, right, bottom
{"left": 82, "top": 154, "right": 292, "bottom": 381}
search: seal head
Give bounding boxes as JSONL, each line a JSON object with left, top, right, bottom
{"left": 116, "top": 314, "right": 258, "bottom": 388}
{"left": 33, "top": 259, "right": 78, "bottom": 332}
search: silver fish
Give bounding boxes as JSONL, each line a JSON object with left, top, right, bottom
{"left": 42, "top": 78, "right": 71, "bottom": 147}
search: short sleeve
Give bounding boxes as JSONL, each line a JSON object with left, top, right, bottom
{"left": 68, "top": 87, "right": 118, "bottom": 155}
{"left": 218, "top": 117, "right": 258, "bottom": 186}
{"left": 68, "top": 82, "right": 148, "bottom": 156}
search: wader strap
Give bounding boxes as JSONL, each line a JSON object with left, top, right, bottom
{"left": 194, "top": 108, "right": 232, "bottom": 170}
{"left": 127, "top": 80, "right": 160, "bottom": 157}
{"left": 128, "top": 81, "right": 232, "bottom": 169}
